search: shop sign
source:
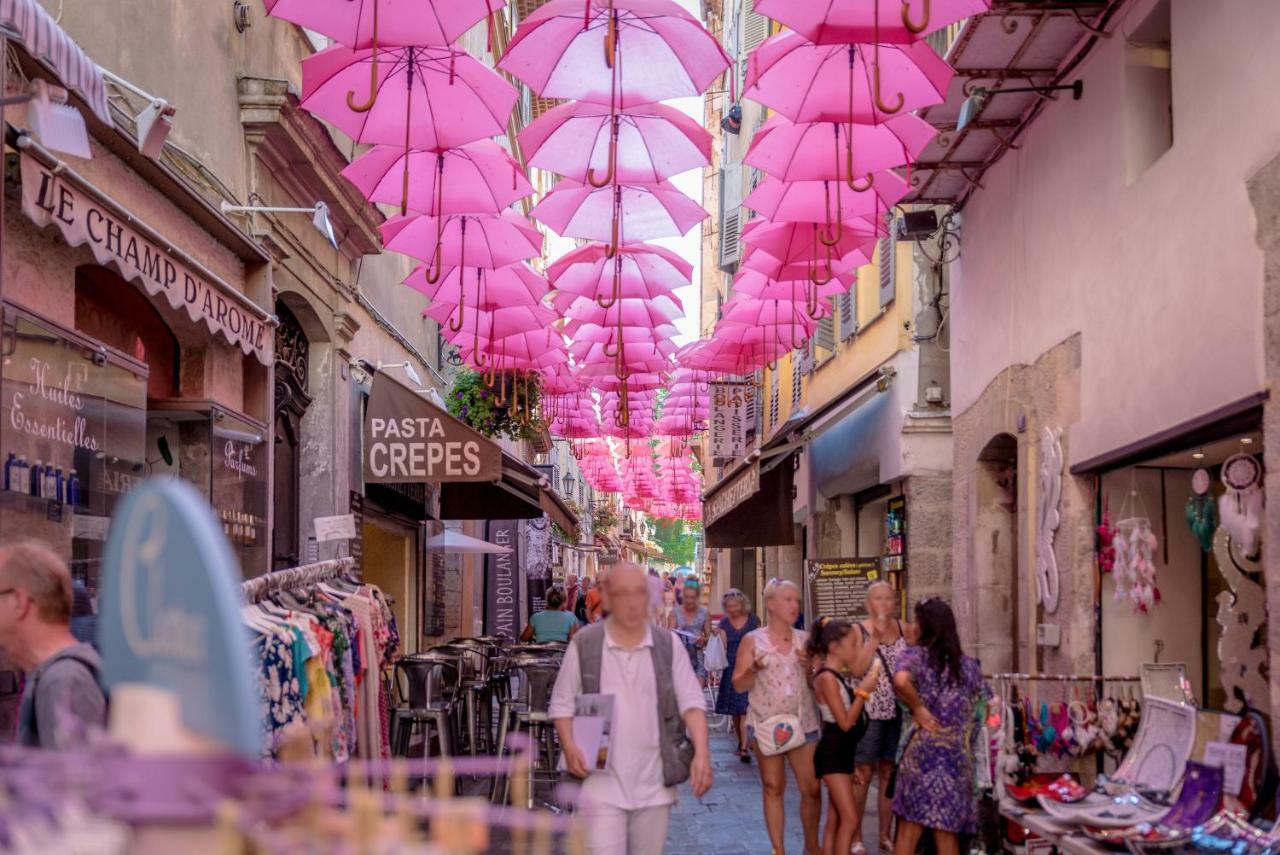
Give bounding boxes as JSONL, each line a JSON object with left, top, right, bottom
{"left": 5, "top": 350, "right": 101, "bottom": 454}
{"left": 222, "top": 439, "right": 259, "bottom": 480}
{"left": 314, "top": 513, "right": 356, "bottom": 542}
{"left": 19, "top": 155, "right": 271, "bottom": 365}
{"left": 808, "top": 557, "right": 882, "bottom": 623}
{"left": 704, "top": 461, "right": 761, "bottom": 527}
{"left": 363, "top": 374, "right": 501, "bottom": 483}
{"left": 98, "top": 477, "right": 261, "bottom": 757}
{"left": 484, "top": 519, "right": 523, "bottom": 642}
{"left": 710, "top": 382, "right": 753, "bottom": 462}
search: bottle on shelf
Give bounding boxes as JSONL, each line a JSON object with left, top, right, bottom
{"left": 14, "top": 456, "right": 27, "bottom": 494}
{"left": 30, "top": 460, "right": 42, "bottom": 498}
{"left": 66, "top": 470, "right": 80, "bottom": 506}
{"left": 54, "top": 468, "right": 64, "bottom": 504}
{"left": 3, "top": 453, "right": 13, "bottom": 493}
{"left": 43, "top": 465, "right": 56, "bottom": 502}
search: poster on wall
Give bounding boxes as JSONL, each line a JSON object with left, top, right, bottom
{"left": 484, "top": 519, "right": 523, "bottom": 642}
{"left": 710, "top": 382, "right": 753, "bottom": 463}
{"left": 525, "top": 516, "right": 553, "bottom": 618}
{"left": 883, "top": 495, "right": 907, "bottom": 573}
{"left": 808, "top": 557, "right": 882, "bottom": 623}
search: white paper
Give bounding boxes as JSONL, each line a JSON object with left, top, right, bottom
{"left": 1204, "top": 741, "right": 1247, "bottom": 795}
{"left": 559, "top": 693, "right": 615, "bottom": 773}
{"left": 314, "top": 514, "right": 357, "bottom": 542}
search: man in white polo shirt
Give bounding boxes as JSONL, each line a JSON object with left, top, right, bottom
{"left": 551, "top": 562, "right": 712, "bottom": 854}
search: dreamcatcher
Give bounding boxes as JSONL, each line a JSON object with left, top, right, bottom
{"left": 1113, "top": 477, "right": 1160, "bottom": 613}
{"left": 1218, "top": 452, "right": 1263, "bottom": 559}
{"left": 1184, "top": 467, "right": 1218, "bottom": 552}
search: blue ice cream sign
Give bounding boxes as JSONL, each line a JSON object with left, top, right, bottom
{"left": 99, "top": 478, "right": 261, "bottom": 757}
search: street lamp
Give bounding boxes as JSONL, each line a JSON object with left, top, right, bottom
{"left": 562, "top": 471, "right": 576, "bottom": 497}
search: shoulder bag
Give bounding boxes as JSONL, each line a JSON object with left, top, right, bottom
{"left": 753, "top": 635, "right": 807, "bottom": 757}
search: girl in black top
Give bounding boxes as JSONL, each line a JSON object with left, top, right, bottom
{"left": 810, "top": 617, "right": 882, "bottom": 855}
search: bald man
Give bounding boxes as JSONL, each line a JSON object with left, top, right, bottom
{"left": 0, "top": 541, "right": 106, "bottom": 749}
{"left": 550, "top": 562, "right": 712, "bottom": 854}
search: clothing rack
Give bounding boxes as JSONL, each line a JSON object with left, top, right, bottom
{"left": 986, "top": 672, "right": 1140, "bottom": 683}
{"left": 241, "top": 557, "right": 357, "bottom": 603}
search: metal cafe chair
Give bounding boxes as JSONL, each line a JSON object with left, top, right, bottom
{"left": 391, "top": 654, "right": 461, "bottom": 783}
{"left": 436, "top": 642, "right": 493, "bottom": 758}
{"left": 491, "top": 657, "right": 563, "bottom": 807}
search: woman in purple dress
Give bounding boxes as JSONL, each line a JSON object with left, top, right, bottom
{"left": 713, "top": 588, "right": 759, "bottom": 760}
{"left": 891, "top": 598, "right": 988, "bottom": 855}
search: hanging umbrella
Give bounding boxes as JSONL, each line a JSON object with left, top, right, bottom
{"left": 552, "top": 287, "right": 683, "bottom": 316}
{"left": 404, "top": 263, "right": 550, "bottom": 310}
{"left": 423, "top": 529, "right": 513, "bottom": 554}
{"left": 263, "top": 0, "right": 507, "bottom": 50}
{"left": 743, "top": 173, "right": 910, "bottom": 241}
{"left": 499, "top": 0, "right": 732, "bottom": 107}
{"left": 519, "top": 100, "right": 712, "bottom": 185}
{"left": 744, "top": 35, "right": 953, "bottom": 124}
{"left": 549, "top": 242, "right": 692, "bottom": 309}
{"left": 754, "top": 0, "right": 990, "bottom": 45}
{"left": 742, "top": 246, "right": 862, "bottom": 285}
{"left": 430, "top": 303, "right": 558, "bottom": 344}
{"left": 730, "top": 269, "right": 851, "bottom": 306}
{"left": 342, "top": 141, "right": 533, "bottom": 217}
{"left": 742, "top": 218, "right": 880, "bottom": 267}
{"left": 530, "top": 180, "right": 708, "bottom": 249}
{"left": 561, "top": 294, "right": 684, "bottom": 330}
{"left": 381, "top": 211, "right": 542, "bottom": 281}
{"left": 745, "top": 114, "right": 937, "bottom": 185}
{"left": 301, "top": 44, "right": 517, "bottom": 149}
{"left": 569, "top": 323, "right": 681, "bottom": 345}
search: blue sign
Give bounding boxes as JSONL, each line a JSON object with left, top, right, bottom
{"left": 99, "top": 478, "right": 260, "bottom": 757}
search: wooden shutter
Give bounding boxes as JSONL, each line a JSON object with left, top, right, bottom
{"left": 839, "top": 280, "right": 858, "bottom": 341}
{"left": 769, "top": 367, "right": 780, "bottom": 431}
{"left": 815, "top": 314, "right": 835, "bottom": 354}
{"left": 719, "top": 164, "right": 743, "bottom": 271}
{"left": 878, "top": 233, "right": 896, "bottom": 308}
{"left": 742, "top": 0, "right": 770, "bottom": 52}
{"left": 791, "top": 350, "right": 803, "bottom": 404}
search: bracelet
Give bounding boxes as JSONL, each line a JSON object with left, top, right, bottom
{"left": 855, "top": 689, "right": 872, "bottom": 701}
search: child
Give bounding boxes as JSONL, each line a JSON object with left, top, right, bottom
{"left": 809, "top": 616, "right": 882, "bottom": 855}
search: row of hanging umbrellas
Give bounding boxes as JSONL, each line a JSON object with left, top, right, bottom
{"left": 685, "top": 0, "right": 984, "bottom": 377}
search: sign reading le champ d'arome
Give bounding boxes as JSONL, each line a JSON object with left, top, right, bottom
{"left": 363, "top": 374, "right": 501, "bottom": 484}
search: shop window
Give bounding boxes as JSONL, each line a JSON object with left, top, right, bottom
{"left": 1124, "top": 0, "right": 1172, "bottom": 180}
{"left": 74, "top": 265, "right": 179, "bottom": 399}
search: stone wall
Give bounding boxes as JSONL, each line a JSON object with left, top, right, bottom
{"left": 904, "top": 474, "right": 953, "bottom": 605}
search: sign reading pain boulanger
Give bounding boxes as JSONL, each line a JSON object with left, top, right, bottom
{"left": 363, "top": 373, "right": 501, "bottom": 483}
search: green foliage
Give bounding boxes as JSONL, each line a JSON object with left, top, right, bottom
{"left": 446, "top": 370, "right": 543, "bottom": 441}
{"left": 592, "top": 502, "right": 620, "bottom": 534}
{"left": 651, "top": 518, "right": 699, "bottom": 565}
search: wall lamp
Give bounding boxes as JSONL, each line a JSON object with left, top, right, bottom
{"left": 101, "top": 69, "right": 175, "bottom": 159}
{"left": 721, "top": 104, "right": 742, "bottom": 135}
{"left": 4, "top": 80, "right": 90, "bottom": 159}
{"left": 220, "top": 200, "right": 338, "bottom": 249}
{"left": 956, "top": 80, "right": 1084, "bottom": 134}
{"left": 377, "top": 360, "right": 423, "bottom": 387}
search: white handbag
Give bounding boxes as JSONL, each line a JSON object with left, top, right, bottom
{"left": 704, "top": 633, "right": 728, "bottom": 672}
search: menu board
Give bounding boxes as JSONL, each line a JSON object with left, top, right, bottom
{"left": 809, "top": 557, "right": 882, "bottom": 622}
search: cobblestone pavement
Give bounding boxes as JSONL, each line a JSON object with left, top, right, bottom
{"left": 666, "top": 727, "right": 883, "bottom": 854}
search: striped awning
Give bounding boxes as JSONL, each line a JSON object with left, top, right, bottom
{"left": 0, "top": 0, "right": 112, "bottom": 126}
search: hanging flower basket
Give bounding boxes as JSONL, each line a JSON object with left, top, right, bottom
{"left": 447, "top": 369, "right": 545, "bottom": 441}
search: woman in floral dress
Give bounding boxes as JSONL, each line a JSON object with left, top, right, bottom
{"left": 891, "top": 598, "right": 988, "bottom": 855}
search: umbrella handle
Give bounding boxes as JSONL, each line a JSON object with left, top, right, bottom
{"left": 901, "top": 0, "right": 931, "bottom": 35}
{"left": 586, "top": 116, "right": 619, "bottom": 188}
{"left": 820, "top": 180, "right": 843, "bottom": 247}
{"left": 872, "top": 57, "right": 905, "bottom": 115}
{"left": 806, "top": 282, "right": 823, "bottom": 320}
{"left": 447, "top": 287, "right": 464, "bottom": 333}
{"left": 843, "top": 134, "right": 875, "bottom": 192}
{"left": 596, "top": 255, "right": 622, "bottom": 309}
{"left": 603, "top": 336, "right": 620, "bottom": 359}
{"left": 819, "top": 219, "right": 843, "bottom": 248}
{"left": 346, "top": 2, "right": 380, "bottom": 112}
{"left": 496, "top": 373, "right": 508, "bottom": 405}
{"left": 604, "top": 5, "right": 618, "bottom": 69}
{"left": 426, "top": 243, "right": 445, "bottom": 285}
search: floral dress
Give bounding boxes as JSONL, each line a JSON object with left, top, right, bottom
{"left": 715, "top": 614, "right": 760, "bottom": 715}
{"left": 674, "top": 605, "right": 710, "bottom": 680}
{"left": 745, "top": 628, "right": 820, "bottom": 740}
{"left": 891, "top": 647, "right": 989, "bottom": 833}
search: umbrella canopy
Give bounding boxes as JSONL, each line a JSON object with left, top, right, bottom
{"left": 754, "top": 0, "right": 990, "bottom": 45}
{"left": 744, "top": 35, "right": 953, "bottom": 124}
{"left": 548, "top": 242, "right": 692, "bottom": 306}
{"left": 520, "top": 100, "right": 712, "bottom": 184}
{"left": 342, "top": 141, "right": 533, "bottom": 216}
{"left": 745, "top": 114, "right": 937, "bottom": 183}
{"left": 424, "top": 529, "right": 513, "bottom": 554}
{"left": 742, "top": 247, "right": 862, "bottom": 285}
{"left": 561, "top": 294, "right": 684, "bottom": 329}
{"left": 404, "top": 263, "right": 550, "bottom": 309}
{"left": 381, "top": 211, "right": 542, "bottom": 271}
{"left": 499, "top": 0, "right": 732, "bottom": 106}
{"left": 263, "top": 0, "right": 507, "bottom": 49}
{"left": 548, "top": 241, "right": 693, "bottom": 282}
{"left": 730, "top": 269, "right": 851, "bottom": 304}
{"left": 430, "top": 303, "right": 558, "bottom": 341}
{"left": 570, "top": 323, "right": 681, "bottom": 345}
{"left": 744, "top": 173, "right": 910, "bottom": 225}
{"left": 531, "top": 180, "right": 708, "bottom": 245}
{"left": 301, "top": 45, "right": 517, "bottom": 149}
{"left": 742, "top": 218, "right": 881, "bottom": 266}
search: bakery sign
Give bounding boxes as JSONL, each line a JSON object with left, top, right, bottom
{"left": 19, "top": 154, "right": 271, "bottom": 365}
{"left": 363, "top": 373, "right": 501, "bottom": 483}
{"left": 704, "top": 461, "right": 761, "bottom": 527}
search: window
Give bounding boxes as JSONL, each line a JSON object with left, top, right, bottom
{"left": 718, "top": 164, "right": 743, "bottom": 271}
{"left": 814, "top": 315, "right": 835, "bottom": 363}
{"left": 1124, "top": 0, "right": 1172, "bottom": 180}
{"left": 839, "top": 280, "right": 858, "bottom": 341}
{"left": 791, "top": 350, "right": 803, "bottom": 405}
{"left": 878, "top": 235, "right": 896, "bottom": 309}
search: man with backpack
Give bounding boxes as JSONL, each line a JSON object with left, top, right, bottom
{"left": 0, "top": 541, "right": 106, "bottom": 749}
{"left": 550, "top": 562, "right": 712, "bottom": 854}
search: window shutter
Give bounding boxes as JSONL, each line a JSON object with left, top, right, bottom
{"left": 878, "top": 234, "right": 896, "bottom": 308}
{"left": 815, "top": 314, "right": 835, "bottom": 354}
{"left": 743, "top": 0, "right": 769, "bottom": 53}
{"left": 839, "top": 280, "right": 858, "bottom": 341}
{"left": 719, "top": 164, "right": 743, "bottom": 271}
{"left": 769, "top": 367, "right": 780, "bottom": 431}
{"left": 791, "top": 350, "right": 803, "bottom": 404}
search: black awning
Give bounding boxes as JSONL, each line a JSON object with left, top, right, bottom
{"left": 703, "top": 452, "right": 797, "bottom": 549}
{"left": 439, "top": 451, "right": 579, "bottom": 541}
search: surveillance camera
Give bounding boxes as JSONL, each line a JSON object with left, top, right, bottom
{"left": 91, "top": 351, "right": 107, "bottom": 367}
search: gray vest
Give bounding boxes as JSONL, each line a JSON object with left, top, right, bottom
{"left": 575, "top": 622, "right": 694, "bottom": 787}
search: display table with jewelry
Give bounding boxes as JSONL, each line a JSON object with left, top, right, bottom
{"left": 991, "top": 665, "right": 1276, "bottom": 855}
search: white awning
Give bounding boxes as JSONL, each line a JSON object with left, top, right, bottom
{"left": 0, "top": 0, "right": 112, "bottom": 125}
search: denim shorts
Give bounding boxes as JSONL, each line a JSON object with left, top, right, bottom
{"left": 855, "top": 716, "right": 902, "bottom": 764}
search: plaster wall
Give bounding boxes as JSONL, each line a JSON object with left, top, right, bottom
{"left": 952, "top": 0, "right": 1279, "bottom": 466}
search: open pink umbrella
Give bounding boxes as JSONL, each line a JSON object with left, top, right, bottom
{"left": 520, "top": 100, "right": 712, "bottom": 185}
{"left": 262, "top": 0, "right": 507, "bottom": 49}
{"left": 570, "top": 323, "right": 681, "bottom": 345}
{"left": 561, "top": 294, "right": 684, "bottom": 330}
{"left": 548, "top": 242, "right": 691, "bottom": 309}
{"left": 381, "top": 211, "right": 542, "bottom": 281}
{"left": 745, "top": 114, "right": 937, "bottom": 186}
{"left": 731, "top": 269, "right": 850, "bottom": 306}
{"left": 342, "top": 141, "right": 532, "bottom": 217}
{"left": 499, "top": 0, "right": 731, "bottom": 107}
{"left": 531, "top": 180, "right": 707, "bottom": 249}
{"left": 744, "top": 34, "right": 953, "bottom": 123}
{"left": 552, "top": 287, "right": 683, "bottom": 315}
{"left": 742, "top": 218, "right": 881, "bottom": 267}
{"left": 405, "top": 263, "right": 549, "bottom": 312}
{"left": 301, "top": 45, "right": 517, "bottom": 149}
{"left": 744, "top": 173, "right": 910, "bottom": 241}
{"left": 754, "top": 0, "right": 990, "bottom": 44}
{"left": 432, "top": 303, "right": 557, "bottom": 342}
{"left": 742, "top": 248, "right": 863, "bottom": 288}
{"left": 570, "top": 338, "right": 678, "bottom": 361}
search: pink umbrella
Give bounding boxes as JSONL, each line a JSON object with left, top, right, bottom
{"left": 561, "top": 294, "right": 684, "bottom": 330}
{"left": 744, "top": 173, "right": 910, "bottom": 242}
{"left": 745, "top": 114, "right": 937, "bottom": 186}
{"left": 742, "top": 218, "right": 880, "bottom": 267}
{"left": 743, "top": 246, "right": 863, "bottom": 285}
{"left": 552, "top": 288, "right": 683, "bottom": 316}
{"left": 754, "top": 0, "right": 990, "bottom": 44}
{"left": 342, "top": 141, "right": 532, "bottom": 217}
{"left": 548, "top": 242, "right": 692, "bottom": 308}
{"left": 405, "top": 264, "right": 549, "bottom": 318}
{"left": 301, "top": 45, "right": 517, "bottom": 149}
{"left": 431, "top": 303, "right": 557, "bottom": 343}
{"left": 731, "top": 269, "right": 850, "bottom": 306}
{"left": 519, "top": 100, "right": 712, "bottom": 185}
{"left": 570, "top": 339, "right": 678, "bottom": 362}
{"left": 499, "top": 0, "right": 731, "bottom": 107}
{"left": 530, "top": 179, "right": 708, "bottom": 249}
{"left": 571, "top": 323, "right": 681, "bottom": 345}
{"left": 454, "top": 326, "right": 566, "bottom": 373}
{"left": 744, "top": 35, "right": 953, "bottom": 123}
{"left": 262, "top": 0, "right": 507, "bottom": 49}
{"left": 381, "top": 211, "right": 542, "bottom": 281}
